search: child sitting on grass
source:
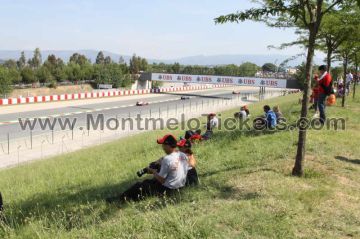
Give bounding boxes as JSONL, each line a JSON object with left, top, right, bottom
{"left": 177, "top": 139, "right": 199, "bottom": 186}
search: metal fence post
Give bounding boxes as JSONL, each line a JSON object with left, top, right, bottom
{"left": 41, "top": 140, "right": 45, "bottom": 159}
{"left": 30, "top": 130, "right": 33, "bottom": 149}
{"left": 7, "top": 133, "right": 10, "bottom": 155}
{"left": 17, "top": 145, "right": 21, "bottom": 165}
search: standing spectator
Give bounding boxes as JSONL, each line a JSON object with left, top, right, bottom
{"left": 317, "top": 65, "right": 333, "bottom": 124}
{"left": 263, "top": 105, "right": 277, "bottom": 128}
{"left": 346, "top": 71, "right": 353, "bottom": 96}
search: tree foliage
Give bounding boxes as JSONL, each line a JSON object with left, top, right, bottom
{"left": 215, "top": 0, "right": 352, "bottom": 177}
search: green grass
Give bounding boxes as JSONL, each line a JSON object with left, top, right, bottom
{"left": 0, "top": 91, "right": 360, "bottom": 238}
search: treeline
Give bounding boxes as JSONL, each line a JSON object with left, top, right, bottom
{"left": 0, "top": 49, "right": 133, "bottom": 92}
{"left": 150, "top": 61, "right": 261, "bottom": 76}
{"left": 0, "top": 48, "right": 280, "bottom": 97}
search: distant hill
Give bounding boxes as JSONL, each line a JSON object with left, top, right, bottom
{"left": 0, "top": 50, "right": 324, "bottom": 67}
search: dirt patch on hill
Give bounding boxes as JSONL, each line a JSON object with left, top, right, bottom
{"left": 10, "top": 84, "right": 94, "bottom": 97}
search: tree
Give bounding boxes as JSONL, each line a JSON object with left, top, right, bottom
{"left": 140, "top": 58, "right": 148, "bottom": 71}
{"left": 129, "top": 54, "right": 140, "bottom": 75}
{"left": 95, "top": 51, "right": 105, "bottom": 65}
{"left": 239, "top": 62, "right": 260, "bottom": 76}
{"left": 65, "top": 62, "right": 82, "bottom": 83}
{"left": 69, "top": 53, "right": 90, "bottom": 66}
{"left": 104, "top": 56, "right": 112, "bottom": 65}
{"left": 318, "top": 2, "right": 360, "bottom": 71}
{"left": 28, "top": 48, "right": 42, "bottom": 69}
{"left": 3, "top": 59, "right": 17, "bottom": 69}
{"left": 36, "top": 66, "right": 54, "bottom": 84}
{"left": 215, "top": 0, "right": 349, "bottom": 177}
{"left": 119, "top": 56, "right": 125, "bottom": 64}
{"left": 262, "top": 63, "right": 277, "bottom": 73}
{"left": 171, "top": 62, "right": 181, "bottom": 73}
{"left": 44, "top": 55, "right": 66, "bottom": 82}
{"left": 350, "top": 47, "right": 360, "bottom": 99}
{"left": 17, "top": 51, "right": 26, "bottom": 69}
{"left": 0, "top": 66, "right": 13, "bottom": 97}
{"left": 21, "top": 67, "right": 36, "bottom": 84}
{"left": 334, "top": 29, "right": 360, "bottom": 107}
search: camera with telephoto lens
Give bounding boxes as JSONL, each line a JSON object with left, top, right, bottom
{"left": 136, "top": 161, "right": 161, "bottom": 177}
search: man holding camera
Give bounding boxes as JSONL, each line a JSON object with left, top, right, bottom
{"left": 106, "top": 134, "right": 189, "bottom": 203}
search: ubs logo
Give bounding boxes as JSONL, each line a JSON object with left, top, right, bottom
{"left": 238, "top": 79, "right": 243, "bottom": 84}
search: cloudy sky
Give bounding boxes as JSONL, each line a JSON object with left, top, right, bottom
{"left": 0, "top": 0, "right": 305, "bottom": 59}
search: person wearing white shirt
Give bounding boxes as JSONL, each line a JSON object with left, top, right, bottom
{"left": 207, "top": 113, "right": 218, "bottom": 130}
{"left": 346, "top": 72, "right": 353, "bottom": 96}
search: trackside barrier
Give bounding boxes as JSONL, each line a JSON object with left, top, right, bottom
{"left": 0, "top": 84, "right": 229, "bottom": 106}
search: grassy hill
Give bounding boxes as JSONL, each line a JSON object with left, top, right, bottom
{"left": 0, "top": 91, "right": 359, "bottom": 238}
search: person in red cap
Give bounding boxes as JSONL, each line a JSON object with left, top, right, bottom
{"left": 177, "top": 139, "right": 199, "bottom": 186}
{"left": 106, "top": 134, "right": 189, "bottom": 203}
{"left": 317, "top": 65, "right": 333, "bottom": 124}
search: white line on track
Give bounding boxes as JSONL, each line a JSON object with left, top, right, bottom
{"left": 0, "top": 97, "right": 186, "bottom": 125}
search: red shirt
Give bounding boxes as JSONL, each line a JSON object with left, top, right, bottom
{"left": 190, "top": 134, "right": 202, "bottom": 141}
{"left": 318, "top": 72, "right": 332, "bottom": 94}
{"left": 311, "top": 86, "right": 320, "bottom": 100}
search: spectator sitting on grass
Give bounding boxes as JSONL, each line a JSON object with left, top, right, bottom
{"left": 206, "top": 113, "right": 218, "bottom": 131}
{"left": 201, "top": 113, "right": 218, "bottom": 140}
{"left": 234, "top": 106, "right": 249, "bottom": 120}
{"left": 177, "top": 139, "right": 199, "bottom": 186}
{"left": 106, "top": 134, "right": 189, "bottom": 203}
{"left": 184, "top": 129, "right": 202, "bottom": 140}
{"left": 264, "top": 105, "right": 277, "bottom": 129}
{"left": 273, "top": 105, "right": 284, "bottom": 123}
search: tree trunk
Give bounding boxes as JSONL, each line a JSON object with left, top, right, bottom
{"left": 292, "top": 28, "right": 316, "bottom": 177}
{"left": 354, "top": 56, "right": 358, "bottom": 99}
{"left": 326, "top": 47, "right": 332, "bottom": 73}
{"left": 342, "top": 55, "right": 348, "bottom": 107}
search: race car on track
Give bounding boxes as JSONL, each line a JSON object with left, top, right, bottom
{"left": 232, "top": 91, "right": 241, "bottom": 94}
{"left": 180, "top": 96, "right": 191, "bottom": 100}
{"left": 136, "top": 101, "right": 149, "bottom": 106}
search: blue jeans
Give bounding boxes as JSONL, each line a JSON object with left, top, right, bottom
{"left": 318, "top": 93, "right": 327, "bottom": 124}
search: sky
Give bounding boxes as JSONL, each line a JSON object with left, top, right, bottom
{"left": 0, "top": 0, "right": 306, "bottom": 60}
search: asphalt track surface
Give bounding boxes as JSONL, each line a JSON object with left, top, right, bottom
{"left": 0, "top": 88, "right": 260, "bottom": 142}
